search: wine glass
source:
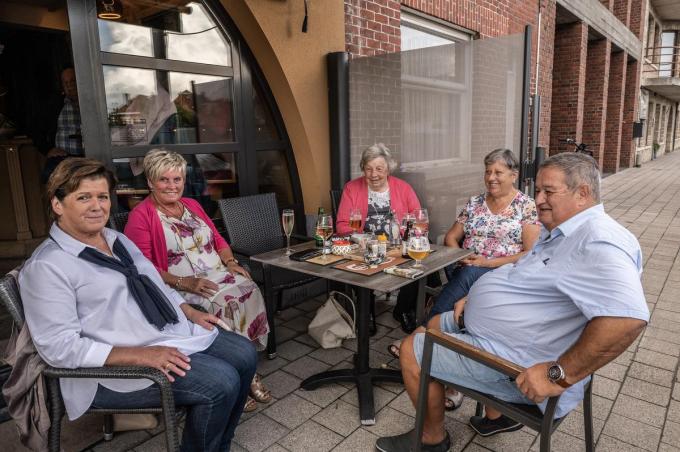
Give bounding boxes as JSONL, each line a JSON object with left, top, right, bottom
{"left": 316, "top": 213, "right": 334, "bottom": 259}
{"left": 282, "top": 209, "right": 294, "bottom": 255}
{"left": 413, "top": 208, "right": 429, "bottom": 236}
{"left": 349, "top": 208, "right": 362, "bottom": 234}
{"left": 407, "top": 230, "right": 430, "bottom": 269}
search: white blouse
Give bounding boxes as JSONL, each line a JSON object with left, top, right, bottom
{"left": 19, "top": 224, "right": 217, "bottom": 420}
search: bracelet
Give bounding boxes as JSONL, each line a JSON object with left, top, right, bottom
{"left": 175, "top": 276, "right": 184, "bottom": 290}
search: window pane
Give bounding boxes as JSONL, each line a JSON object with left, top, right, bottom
{"left": 257, "top": 150, "right": 294, "bottom": 206}
{"left": 113, "top": 152, "right": 238, "bottom": 218}
{"left": 103, "top": 66, "right": 235, "bottom": 145}
{"left": 97, "top": 2, "right": 231, "bottom": 66}
{"left": 253, "top": 83, "right": 279, "bottom": 142}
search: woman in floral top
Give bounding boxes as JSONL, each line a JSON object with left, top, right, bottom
{"left": 126, "top": 149, "right": 271, "bottom": 413}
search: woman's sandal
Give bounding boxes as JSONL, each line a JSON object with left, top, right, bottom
{"left": 244, "top": 396, "right": 258, "bottom": 412}
{"left": 387, "top": 339, "right": 402, "bottom": 359}
{"left": 250, "top": 373, "right": 272, "bottom": 404}
{"left": 444, "top": 388, "right": 464, "bottom": 411}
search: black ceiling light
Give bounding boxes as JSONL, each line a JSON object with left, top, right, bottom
{"left": 97, "top": 0, "right": 123, "bottom": 20}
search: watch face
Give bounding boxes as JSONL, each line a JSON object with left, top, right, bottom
{"left": 547, "top": 365, "right": 562, "bottom": 381}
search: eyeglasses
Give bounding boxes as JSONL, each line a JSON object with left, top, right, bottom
{"left": 535, "top": 188, "right": 572, "bottom": 199}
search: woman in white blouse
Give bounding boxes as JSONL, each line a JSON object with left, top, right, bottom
{"left": 19, "top": 157, "right": 257, "bottom": 451}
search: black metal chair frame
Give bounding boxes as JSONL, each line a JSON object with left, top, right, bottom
{"left": 218, "top": 193, "right": 327, "bottom": 358}
{"left": 108, "top": 211, "right": 130, "bottom": 232}
{"left": 414, "top": 329, "right": 594, "bottom": 452}
{"left": 0, "top": 272, "right": 181, "bottom": 452}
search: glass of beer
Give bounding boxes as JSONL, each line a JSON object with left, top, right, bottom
{"left": 407, "top": 230, "right": 430, "bottom": 269}
{"left": 316, "top": 213, "right": 334, "bottom": 259}
{"left": 413, "top": 208, "right": 429, "bottom": 236}
{"left": 349, "top": 208, "right": 362, "bottom": 234}
{"left": 282, "top": 209, "right": 294, "bottom": 255}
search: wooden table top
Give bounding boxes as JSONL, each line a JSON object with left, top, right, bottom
{"left": 251, "top": 241, "right": 472, "bottom": 292}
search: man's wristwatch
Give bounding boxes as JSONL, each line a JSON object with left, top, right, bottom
{"left": 547, "top": 362, "right": 572, "bottom": 388}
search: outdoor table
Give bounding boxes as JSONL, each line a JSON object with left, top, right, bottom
{"left": 251, "top": 241, "right": 472, "bottom": 425}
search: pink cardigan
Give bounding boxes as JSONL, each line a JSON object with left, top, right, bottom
{"left": 125, "top": 196, "right": 229, "bottom": 272}
{"left": 336, "top": 176, "right": 421, "bottom": 235}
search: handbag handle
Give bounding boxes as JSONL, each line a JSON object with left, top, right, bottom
{"left": 329, "top": 290, "right": 356, "bottom": 333}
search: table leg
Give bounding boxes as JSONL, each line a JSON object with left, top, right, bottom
{"left": 300, "top": 287, "right": 402, "bottom": 425}
{"left": 415, "top": 277, "right": 427, "bottom": 326}
{"left": 262, "top": 263, "right": 277, "bottom": 359}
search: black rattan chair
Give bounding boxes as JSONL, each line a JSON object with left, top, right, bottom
{"left": 218, "top": 193, "right": 327, "bottom": 358}
{"left": 329, "top": 189, "right": 343, "bottom": 223}
{"left": 0, "top": 271, "right": 181, "bottom": 452}
{"left": 414, "top": 329, "right": 594, "bottom": 452}
{"left": 108, "top": 211, "right": 130, "bottom": 232}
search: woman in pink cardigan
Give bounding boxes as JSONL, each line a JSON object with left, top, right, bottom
{"left": 336, "top": 144, "right": 422, "bottom": 333}
{"left": 125, "top": 149, "right": 270, "bottom": 412}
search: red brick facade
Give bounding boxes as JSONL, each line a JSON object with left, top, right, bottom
{"left": 583, "top": 39, "right": 611, "bottom": 168}
{"left": 604, "top": 51, "right": 627, "bottom": 173}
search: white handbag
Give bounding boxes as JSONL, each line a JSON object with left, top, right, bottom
{"left": 308, "top": 291, "right": 356, "bottom": 349}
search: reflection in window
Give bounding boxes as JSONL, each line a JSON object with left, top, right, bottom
{"left": 103, "top": 66, "right": 235, "bottom": 145}
{"left": 256, "top": 150, "right": 294, "bottom": 206}
{"left": 252, "top": 82, "right": 279, "bottom": 142}
{"left": 97, "top": 2, "right": 231, "bottom": 66}
{"left": 113, "top": 152, "right": 238, "bottom": 217}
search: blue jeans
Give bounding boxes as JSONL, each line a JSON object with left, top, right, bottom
{"left": 427, "top": 265, "right": 493, "bottom": 322}
{"left": 92, "top": 330, "right": 257, "bottom": 452}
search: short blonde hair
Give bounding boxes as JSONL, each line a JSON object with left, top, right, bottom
{"left": 360, "top": 143, "right": 398, "bottom": 173}
{"left": 143, "top": 148, "right": 187, "bottom": 183}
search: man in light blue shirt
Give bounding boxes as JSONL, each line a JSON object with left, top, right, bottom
{"left": 376, "top": 153, "right": 649, "bottom": 452}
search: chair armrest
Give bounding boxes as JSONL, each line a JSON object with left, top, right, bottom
{"left": 44, "top": 366, "right": 170, "bottom": 387}
{"left": 426, "top": 329, "right": 525, "bottom": 379}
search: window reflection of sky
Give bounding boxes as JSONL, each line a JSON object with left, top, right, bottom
{"left": 97, "top": 2, "right": 230, "bottom": 66}
{"left": 103, "top": 66, "right": 157, "bottom": 112}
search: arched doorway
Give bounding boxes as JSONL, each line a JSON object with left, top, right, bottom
{"left": 67, "top": 0, "right": 303, "bottom": 225}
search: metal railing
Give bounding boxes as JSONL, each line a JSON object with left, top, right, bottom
{"left": 643, "top": 45, "right": 680, "bottom": 78}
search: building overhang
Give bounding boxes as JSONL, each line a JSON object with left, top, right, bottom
{"left": 651, "top": 0, "right": 680, "bottom": 21}
{"left": 642, "top": 77, "right": 680, "bottom": 102}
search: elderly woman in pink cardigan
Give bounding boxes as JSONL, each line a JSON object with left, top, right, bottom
{"left": 125, "top": 149, "right": 270, "bottom": 412}
{"left": 336, "top": 144, "right": 423, "bottom": 333}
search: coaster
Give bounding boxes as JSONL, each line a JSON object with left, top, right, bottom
{"left": 333, "top": 256, "right": 408, "bottom": 275}
{"left": 306, "top": 254, "right": 346, "bottom": 266}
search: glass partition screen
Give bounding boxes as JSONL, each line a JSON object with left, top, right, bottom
{"left": 349, "top": 33, "right": 525, "bottom": 242}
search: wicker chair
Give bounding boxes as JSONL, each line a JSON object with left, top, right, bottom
{"left": 218, "top": 193, "right": 327, "bottom": 358}
{"left": 414, "top": 329, "right": 594, "bottom": 452}
{"left": 0, "top": 271, "right": 181, "bottom": 452}
{"left": 329, "top": 189, "right": 343, "bottom": 223}
{"left": 108, "top": 211, "right": 130, "bottom": 232}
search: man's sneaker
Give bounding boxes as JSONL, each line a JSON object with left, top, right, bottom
{"left": 375, "top": 429, "right": 451, "bottom": 452}
{"left": 469, "top": 414, "right": 523, "bottom": 437}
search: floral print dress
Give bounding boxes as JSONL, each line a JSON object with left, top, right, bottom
{"left": 159, "top": 208, "right": 269, "bottom": 350}
{"left": 457, "top": 190, "right": 539, "bottom": 258}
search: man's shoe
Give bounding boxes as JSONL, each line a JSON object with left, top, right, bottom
{"left": 393, "top": 309, "right": 417, "bottom": 333}
{"left": 375, "top": 429, "right": 450, "bottom": 452}
{"left": 469, "top": 414, "right": 523, "bottom": 437}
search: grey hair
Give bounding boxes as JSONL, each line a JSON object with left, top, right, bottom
{"left": 360, "top": 143, "right": 398, "bottom": 173}
{"left": 484, "top": 148, "right": 519, "bottom": 172}
{"left": 143, "top": 148, "right": 187, "bottom": 183}
{"left": 539, "top": 152, "right": 601, "bottom": 203}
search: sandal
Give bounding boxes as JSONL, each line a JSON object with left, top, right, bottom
{"left": 444, "top": 387, "right": 464, "bottom": 411}
{"left": 250, "top": 373, "right": 272, "bottom": 404}
{"left": 244, "top": 396, "right": 258, "bottom": 412}
{"left": 387, "top": 339, "right": 402, "bottom": 359}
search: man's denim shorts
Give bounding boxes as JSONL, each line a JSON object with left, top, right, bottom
{"left": 411, "top": 311, "right": 532, "bottom": 405}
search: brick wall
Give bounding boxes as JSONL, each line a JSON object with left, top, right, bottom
{"left": 620, "top": 59, "right": 640, "bottom": 168}
{"left": 345, "top": 0, "right": 401, "bottom": 57}
{"left": 613, "top": 0, "right": 631, "bottom": 27}
{"left": 549, "top": 21, "right": 588, "bottom": 154}
{"left": 583, "top": 39, "right": 611, "bottom": 167}
{"left": 604, "top": 51, "right": 627, "bottom": 173}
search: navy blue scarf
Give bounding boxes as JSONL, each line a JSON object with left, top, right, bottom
{"left": 77, "top": 238, "right": 179, "bottom": 330}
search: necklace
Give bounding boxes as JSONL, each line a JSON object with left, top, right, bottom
{"left": 154, "top": 196, "right": 184, "bottom": 219}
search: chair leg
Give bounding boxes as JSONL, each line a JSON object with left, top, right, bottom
{"left": 263, "top": 264, "right": 277, "bottom": 359}
{"left": 103, "top": 414, "right": 114, "bottom": 441}
{"left": 369, "top": 297, "right": 377, "bottom": 334}
{"left": 414, "top": 335, "right": 435, "bottom": 452}
{"left": 539, "top": 431, "right": 552, "bottom": 452}
{"left": 475, "top": 402, "right": 484, "bottom": 417}
{"left": 47, "top": 378, "right": 65, "bottom": 452}
{"left": 583, "top": 379, "right": 595, "bottom": 452}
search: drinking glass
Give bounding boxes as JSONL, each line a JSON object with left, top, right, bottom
{"left": 316, "top": 213, "right": 334, "bottom": 259}
{"left": 349, "top": 208, "right": 362, "bottom": 234}
{"left": 413, "top": 208, "right": 429, "bottom": 235}
{"left": 282, "top": 209, "right": 295, "bottom": 255}
{"left": 407, "top": 231, "right": 430, "bottom": 269}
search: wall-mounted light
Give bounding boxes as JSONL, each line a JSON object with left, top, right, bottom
{"left": 97, "top": 0, "right": 123, "bottom": 20}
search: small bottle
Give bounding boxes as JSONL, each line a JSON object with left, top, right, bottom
{"left": 401, "top": 218, "right": 413, "bottom": 257}
{"left": 314, "top": 207, "right": 325, "bottom": 248}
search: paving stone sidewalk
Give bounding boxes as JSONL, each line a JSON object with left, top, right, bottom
{"left": 4, "top": 152, "right": 680, "bottom": 452}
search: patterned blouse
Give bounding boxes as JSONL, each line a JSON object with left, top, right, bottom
{"left": 457, "top": 190, "right": 539, "bottom": 258}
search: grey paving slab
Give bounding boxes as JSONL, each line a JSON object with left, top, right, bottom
{"left": 275, "top": 340, "right": 315, "bottom": 362}
{"left": 261, "top": 370, "right": 303, "bottom": 400}
{"left": 627, "top": 362, "right": 676, "bottom": 388}
{"left": 277, "top": 421, "right": 343, "bottom": 452}
{"left": 233, "top": 413, "right": 290, "bottom": 452}
{"left": 294, "top": 384, "right": 352, "bottom": 408}
{"left": 601, "top": 413, "right": 662, "bottom": 451}
{"left": 597, "top": 434, "right": 646, "bottom": 451}
{"left": 612, "top": 394, "right": 668, "bottom": 428}
{"left": 662, "top": 420, "right": 680, "bottom": 449}
{"left": 311, "top": 399, "right": 362, "bottom": 436}
{"left": 620, "top": 377, "right": 672, "bottom": 407}
{"left": 262, "top": 393, "right": 322, "bottom": 430}
{"left": 330, "top": 427, "right": 380, "bottom": 452}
